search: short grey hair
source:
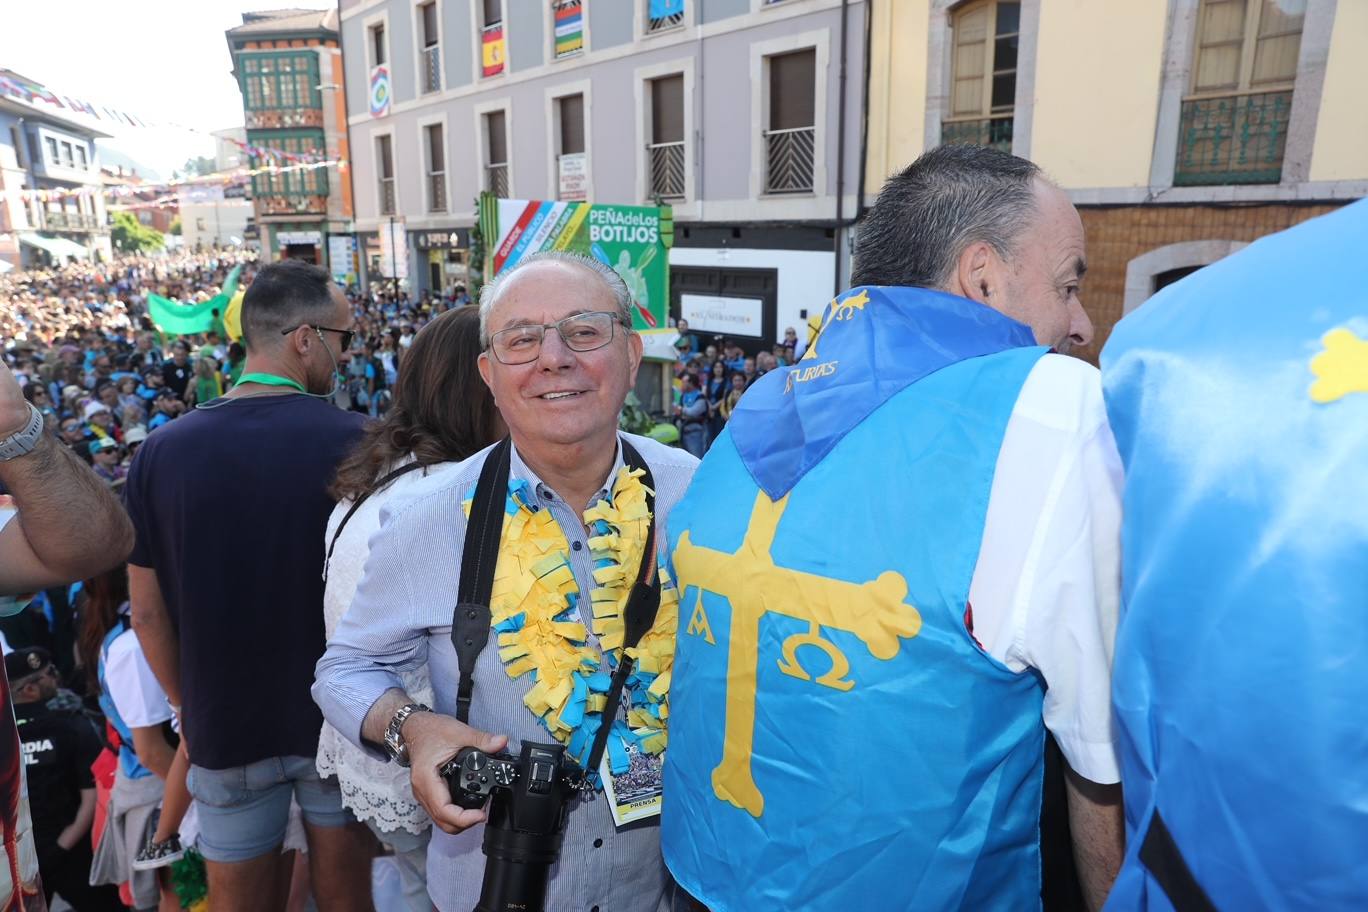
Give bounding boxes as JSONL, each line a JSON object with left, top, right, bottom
{"left": 478, "top": 251, "right": 634, "bottom": 347}
{"left": 851, "top": 144, "right": 1042, "bottom": 290}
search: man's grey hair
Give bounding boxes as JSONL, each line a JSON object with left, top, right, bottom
{"left": 851, "top": 144, "right": 1043, "bottom": 290}
{"left": 478, "top": 251, "right": 633, "bottom": 347}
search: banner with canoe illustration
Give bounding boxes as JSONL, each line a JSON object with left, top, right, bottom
{"left": 477, "top": 193, "right": 673, "bottom": 331}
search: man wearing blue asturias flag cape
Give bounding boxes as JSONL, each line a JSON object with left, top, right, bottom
{"left": 664, "top": 145, "right": 1125, "bottom": 911}
{"left": 1100, "top": 200, "right": 1368, "bottom": 911}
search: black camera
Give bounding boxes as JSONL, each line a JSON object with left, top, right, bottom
{"left": 441, "top": 741, "right": 581, "bottom": 912}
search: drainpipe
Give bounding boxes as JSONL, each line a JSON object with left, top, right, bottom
{"left": 832, "top": 0, "right": 850, "bottom": 296}
{"left": 826, "top": 0, "right": 870, "bottom": 293}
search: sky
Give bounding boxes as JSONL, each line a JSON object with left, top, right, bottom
{"left": 1, "top": 0, "right": 335, "bottom": 180}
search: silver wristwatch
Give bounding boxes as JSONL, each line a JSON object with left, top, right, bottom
{"left": 384, "top": 702, "right": 431, "bottom": 767}
{"left": 0, "top": 403, "right": 44, "bottom": 462}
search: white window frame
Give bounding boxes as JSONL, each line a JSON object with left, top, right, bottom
{"left": 470, "top": 0, "right": 509, "bottom": 84}
{"left": 415, "top": 112, "right": 450, "bottom": 213}
{"left": 545, "top": 0, "right": 591, "bottom": 63}
{"left": 750, "top": 29, "right": 828, "bottom": 201}
{"left": 634, "top": 0, "right": 697, "bottom": 43}
{"left": 473, "top": 97, "right": 514, "bottom": 198}
{"left": 371, "top": 125, "right": 399, "bottom": 218}
{"left": 363, "top": 10, "right": 391, "bottom": 72}
{"left": 634, "top": 57, "right": 696, "bottom": 207}
{"left": 545, "top": 79, "right": 593, "bottom": 202}
{"left": 411, "top": 0, "right": 445, "bottom": 95}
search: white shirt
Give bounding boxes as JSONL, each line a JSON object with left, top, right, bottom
{"left": 968, "top": 353, "right": 1122, "bottom": 784}
{"left": 104, "top": 625, "right": 174, "bottom": 730}
{"left": 316, "top": 458, "right": 437, "bottom": 836}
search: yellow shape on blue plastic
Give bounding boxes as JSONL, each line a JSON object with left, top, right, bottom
{"left": 673, "top": 490, "right": 921, "bottom": 818}
{"left": 1310, "top": 327, "right": 1368, "bottom": 404}
{"left": 686, "top": 592, "right": 716, "bottom": 645}
{"left": 801, "top": 288, "right": 869, "bottom": 363}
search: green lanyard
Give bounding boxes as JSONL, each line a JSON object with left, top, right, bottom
{"left": 234, "top": 372, "right": 306, "bottom": 394}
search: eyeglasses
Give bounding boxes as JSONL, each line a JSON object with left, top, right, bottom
{"left": 487, "top": 311, "right": 626, "bottom": 365}
{"left": 281, "top": 324, "right": 355, "bottom": 351}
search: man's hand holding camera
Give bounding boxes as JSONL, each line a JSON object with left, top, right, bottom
{"left": 403, "top": 710, "right": 508, "bottom": 835}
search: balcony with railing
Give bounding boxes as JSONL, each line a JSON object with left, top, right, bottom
{"left": 1174, "top": 90, "right": 1292, "bottom": 186}
{"left": 647, "top": 9, "right": 684, "bottom": 33}
{"left": 647, "top": 141, "right": 686, "bottom": 200}
{"left": 428, "top": 173, "right": 447, "bottom": 212}
{"left": 940, "top": 115, "right": 1014, "bottom": 152}
{"left": 379, "top": 178, "right": 396, "bottom": 216}
{"left": 485, "top": 163, "right": 509, "bottom": 198}
{"left": 763, "top": 126, "right": 815, "bottom": 194}
{"left": 42, "top": 211, "right": 103, "bottom": 231}
{"left": 256, "top": 195, "right": 329, "bottom": 217}
{"left": 246, "top": 108, "right": 324, "bottom": 130}
{"left": 422, "top": 45, "right": 441, "bottom": 94}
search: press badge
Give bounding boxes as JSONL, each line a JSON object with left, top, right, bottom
{"left": 599, "top": 743, "right": 664, "bottom": 828}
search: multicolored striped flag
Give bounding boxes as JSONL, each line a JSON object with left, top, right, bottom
{"left": 555, "top": 1, "right": 584, "bottom": 58}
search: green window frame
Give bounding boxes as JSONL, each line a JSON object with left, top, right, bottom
{"left": 240, "top": 52, "right": 322, "bottom": 112}
{"left": 248, "top": 130, "right": 329, "bottom": 198}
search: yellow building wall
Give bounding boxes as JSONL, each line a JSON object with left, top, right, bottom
{"left": 864, "top": 0, "right": 930, "bottom": 193}
{"left": 1028, "top": 0, "right": 1167, "bottom": 188}
{"left": 1309, "top": 0, "right": 1368, "bottom": 182}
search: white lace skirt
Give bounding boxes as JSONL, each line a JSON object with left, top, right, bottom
{"left": 316, "top": 668, "right": 434, "bottom": 836}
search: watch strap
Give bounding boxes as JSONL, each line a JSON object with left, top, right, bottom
{"left": 0, "top": 402, "right": 44, "bottom": 462}
{"left": 385, "top": 702, "right": 431, "bottom": 767}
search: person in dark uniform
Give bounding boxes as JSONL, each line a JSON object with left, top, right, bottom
{"left": 9, "top": 647, "right": 123, "bottom": 911}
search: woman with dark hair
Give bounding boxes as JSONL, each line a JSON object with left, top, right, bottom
{"left": 317, "top": 305, "right": 501, "bottom": 911}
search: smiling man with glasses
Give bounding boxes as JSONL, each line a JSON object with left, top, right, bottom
{"left": 315, "top": 251, "right": 700, "bottom": 911}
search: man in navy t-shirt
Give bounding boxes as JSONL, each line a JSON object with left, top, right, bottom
{"left": 125, "top": 260, "right": 371, "bottom": 910}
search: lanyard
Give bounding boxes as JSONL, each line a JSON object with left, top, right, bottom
{"left": 234, "top": 372, "right": 306, "bottom": 393}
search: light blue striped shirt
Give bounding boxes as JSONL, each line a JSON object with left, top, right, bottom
{"left": 313, "top": 433, "right": 698, "bottom": 912}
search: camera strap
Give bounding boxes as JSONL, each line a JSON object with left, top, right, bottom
{"left": 450, "top": 436, "right": 662, "bottom": 782}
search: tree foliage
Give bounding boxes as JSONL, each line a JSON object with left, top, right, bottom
{"left": 112, "top": 210, "right": 165, "bottom": 253}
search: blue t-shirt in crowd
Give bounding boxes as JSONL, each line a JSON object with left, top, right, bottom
{"left": 123, "top": 393, "right": 365, "bottom": 770}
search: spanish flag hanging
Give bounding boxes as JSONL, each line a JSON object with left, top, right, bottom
{"left": 482, "top": 24, "right": 506, "bottom": 77}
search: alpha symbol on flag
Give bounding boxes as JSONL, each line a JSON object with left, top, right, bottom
{"left": 686, "top": 593, "right": 716, "bottom": 644}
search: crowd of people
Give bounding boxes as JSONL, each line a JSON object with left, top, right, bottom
{"left": 669, "top": 319, "right": 804, "bottom": 457}
{"left": 0, "top": 250, "right": 490, "bottom": 911}
{"left": 0, "top": 142, "right": 1361, "bottom": 912}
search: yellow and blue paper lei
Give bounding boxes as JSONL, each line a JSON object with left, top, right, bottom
{"left": 469, "top": 467, "right": 678, "bottom": 783}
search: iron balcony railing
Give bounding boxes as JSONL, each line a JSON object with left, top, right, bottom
{"left": 485, "top": 163, "right": 509, "bottom": 198}
{"left": 422, "top": 45, "right": 441, "bottom": 93}
{"left": 245, "top": 109, "right": 324, "bottom": 130}
{"left": 647, "top": 141, "right": 686, "bottom": 200}
{"left": 647, "top": 10, "right": 684, "bottom": 33}
{"left": 43, "top": 211, "right": 102, "bottom": 231}
{"left": 940, "top": 115, "right": 1014, "bottom": 152}
{"left": 379, "top": 178, "right": 396, "bottom": 216}
{"left": 428, "top": 173, "right": 447, "bottom": 212}
{"left": 763, "top": 126, "right": 815, "bottom": 194}
{"left": 256, "top": 194, "right": 328, "bottom": 216}
{"left": 1174, "top": 90, "right": 1292, "bottom": 186}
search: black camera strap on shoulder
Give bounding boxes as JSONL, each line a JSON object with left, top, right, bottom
{"left": 450, "top": 436, "right": 662, "bottom": 784}
{"left": 322, "top": 461, "right": 427, "bottom": 582}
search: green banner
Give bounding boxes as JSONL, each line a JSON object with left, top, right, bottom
{"left": 148, "top": 265, "right": 241, "bottom": 337}
{"left": 479, "top": 194, "right": 673, "bottom": 330}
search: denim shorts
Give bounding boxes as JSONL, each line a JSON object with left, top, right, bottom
{"left": 187, "top": 755, "right": 351, "bottom": 863}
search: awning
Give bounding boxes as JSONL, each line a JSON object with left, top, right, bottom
{"left": 18, "top": 233, "right": 88, "bottom": 260}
